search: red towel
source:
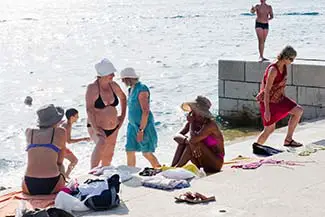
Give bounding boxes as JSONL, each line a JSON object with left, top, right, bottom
{"left": 0, "top": 191, "right": 56, "bottom": 217}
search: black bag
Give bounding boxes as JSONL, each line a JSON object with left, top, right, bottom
{"left": 252, "top": 143, "right": 283, "bottom": 156}
{"left": 22, "top": 207, "right": 74, "bottom": 217}
{"left": 84, "top": 174, "right": 121, "bottom": 211}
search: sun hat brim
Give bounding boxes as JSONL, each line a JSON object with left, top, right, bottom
{"left": 38, "top": 106, "right": 64, "bottom": 127}
{"left": 181, "top": 102, "right": 214, "bottom": 119}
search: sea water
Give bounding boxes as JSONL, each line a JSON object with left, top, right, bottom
{"left": 0, "top": 0, "right": 324, "bottom": 188}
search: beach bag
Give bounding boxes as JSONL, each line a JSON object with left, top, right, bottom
{"left": 84, "top": 174, "right": 120, "bottom": 211}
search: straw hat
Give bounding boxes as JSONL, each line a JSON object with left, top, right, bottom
{"left": 37, "top": 104, "right": 64, "bottom": 127}
{"left": 120, "top": 67, "right": 139, "bottom": 79}
{"left": 181, "top": 96, "right": 214, "bottom": 119}
{"left": 95, "top": 58, "right": 117, "bottom": 77}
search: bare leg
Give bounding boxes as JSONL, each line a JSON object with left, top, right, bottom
{"left": 285, "top": 105, "right": 303, "bottom": 142}
{"left": 142, "top": 152, "right": 161, "bottom": 168}
{"left": 262, "top": 29, "right": 269, "bottom": 60}
{"left": 101, "top": 129, "right": 119, "bottom": 166}
{"left": 256, "top": 123, "right": 276, "bottom": 145}
{"left": 256, "top": 28, "right": 266, "bottom": 60}
{"left": 175, "top": 145, "right": 193, "bottom": 167}
{"left": 88, "top": 127, "right": 106, "bottom": 169}
{"left": 195, "top": 142, "right": 224, "bottom": 173}
{"left": 65, "top": 153, "right": 78, "bottom": 178}
{"left": 127, "top": 151, "right": 136, "bottom": 167}
{"left": 171, "top": 136, "right": 187, "bottom": 166}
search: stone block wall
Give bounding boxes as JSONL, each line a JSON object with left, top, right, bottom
{"left": 218, "top": 60, "right": 325, "bottom": 123}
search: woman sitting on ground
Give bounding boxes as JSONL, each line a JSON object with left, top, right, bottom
{"left": 171, "top": 96, "right": 224, "bottom": 173}
{"left": 23, "top": 104, "right": 67, "bottom": 195}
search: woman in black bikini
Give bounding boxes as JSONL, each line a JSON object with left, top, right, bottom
{"left": 23, "top": 104, "right": 67, "bottom": 195}
{"left": 86, "top": 58, "right": 126, "bottom": 169}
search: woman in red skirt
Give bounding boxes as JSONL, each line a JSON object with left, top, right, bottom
{"left": 254, "top": 45, "right": 303, "bottom": 147}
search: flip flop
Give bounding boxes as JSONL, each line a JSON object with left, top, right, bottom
{"left": 174, "top": 192, "right": 196, "bottom": 203}
{"left": 284, "top": 139, "right": 303, "bottom": 147}
{"left": 175, "top": 192, "right": 215, "bottom": 204}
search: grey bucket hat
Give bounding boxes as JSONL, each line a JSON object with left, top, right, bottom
{"left": 37, "top": 104, "right": 64, "bottom": 127}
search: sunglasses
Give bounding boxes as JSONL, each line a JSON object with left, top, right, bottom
{"left": 288, "top": 57, "right": 295, "bottom": 62}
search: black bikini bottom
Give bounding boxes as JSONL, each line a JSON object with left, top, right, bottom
{"left": 24, "top": 174, "right": 64, "bottom": 195}
{"left": 87, "top": 123, "right": 119, "bottom": 137}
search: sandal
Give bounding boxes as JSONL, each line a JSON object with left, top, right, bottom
{"left": 175, "top": 192, "right": 215, "bottom": 204}
{"left": 284, "top": 139, "right": 303, "bottom": 147}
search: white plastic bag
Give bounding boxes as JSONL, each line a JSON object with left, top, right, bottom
{"left": 55, "top": 191, "right": 90, "bottom": 213}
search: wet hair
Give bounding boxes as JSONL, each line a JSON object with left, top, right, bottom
{"left": 277, "top": 45, "right": 297, "bottom": 60}
{"left": 65, "top": 108, "right": 78, "bottom": 120}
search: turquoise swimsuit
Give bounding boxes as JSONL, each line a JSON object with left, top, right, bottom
{"left": 125, "top": 82, "right": 158, "bottom": 153}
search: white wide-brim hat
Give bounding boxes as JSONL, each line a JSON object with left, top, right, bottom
{"left": 95, "top": 58, "right": 117, "bottom": 77}
{"left": 120, "top": 67, "right": 139, "bottom": 79}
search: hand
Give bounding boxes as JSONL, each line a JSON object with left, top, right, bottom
{"left": 264, "top": 110, "right": 271, "bottom": 122}
{"left": 94, "top": 128, "right": 105, "bottom": 137}
{"left": 117, "top": 115, "right": 125, "bottom": 126}
{"left": 136, "top": 131, "right": 144, "bottom": 143}
{"left": 250, "top": 5, "right": 255, "bottom": 13}
{"left": 191, "top": 145, "right": 202, "bottom": 158}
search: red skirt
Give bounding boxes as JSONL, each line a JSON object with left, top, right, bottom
{"left": 259, "top": 96, "right": 297, "bottom": 126}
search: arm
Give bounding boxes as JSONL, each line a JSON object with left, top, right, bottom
{"left": 65, "top": 125, "right": 89, "bottom": 144}
{"left": 138, "top": 91, "right": 150, "bottom": 131}
{"left": 268, "top": 6, "right": 274, "bottom": 20}
{"left": 174, "top": 122, "right": 190, "bottom": 144}
{"left": 111, "top": 81, "right": 127, "bottom": 125}
{"left": 264, "top": 67, "right": 277, "bottom": 115}
{"left": 56, "top": 127, "right": 67, "bottom": 173}
{"left": 136, "top": 91, "right": 150, "bottom": 142}
{"left": 85, "top": 84, "right": 104, "bottom": 136}
{"left": 250, "top": 5, "right": 257, "bottom": 14}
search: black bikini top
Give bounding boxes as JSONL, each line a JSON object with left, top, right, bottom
{"left": 94, "top": 80, "right": 119, "bottom": 109}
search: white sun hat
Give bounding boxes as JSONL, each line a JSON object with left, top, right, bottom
{"left": 120, "top": 67, "right": 139, "bottom": 79}
{"left": 95, "top": 58, "right": 117, "bottom": 77}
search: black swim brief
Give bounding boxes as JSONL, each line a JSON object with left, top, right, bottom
{"left": 255, "top": 21, "right": 269, "bottom": 30}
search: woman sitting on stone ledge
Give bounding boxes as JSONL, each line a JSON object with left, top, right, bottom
{"left": 254, "top": 45, "right": 303, "bottom": 148}
{"left": 171, "top": 96, "right": 225, "bottom": 173}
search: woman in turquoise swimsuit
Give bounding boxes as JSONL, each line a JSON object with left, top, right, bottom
{"left": 120, "top": 68, "right": 161, "bottom": 168}
{"left": 23, "top": 104, "right": 67, "bottom": 195}
{"left": 171, "top": 96, "right": 225, "bottom": 173}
